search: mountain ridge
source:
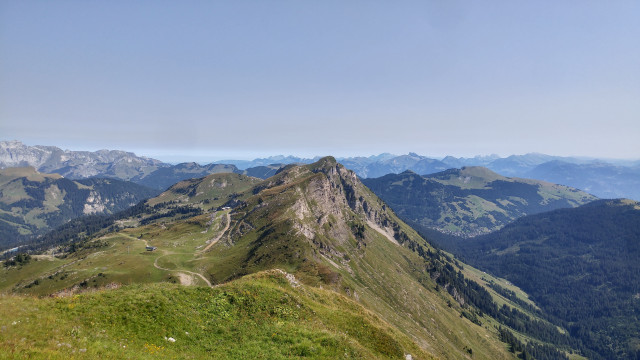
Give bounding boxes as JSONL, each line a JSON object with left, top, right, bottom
{"left": 362, "top": 166, "right": 596, "bottom": 237}
{"left": 4, "top": 141, "right": 638, "bottom": 200}
{"left": 0, "top": 166, "right": 159, "bottom": 249}
{"left": 1, "top": 157, "right": 583, "bottom": 359}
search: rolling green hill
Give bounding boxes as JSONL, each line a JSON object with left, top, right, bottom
{"left": 362, "top": 166, "right": 596, "bottom": 237}
{"left": 0, "top": 167, "right": 158, "bottom": 249}
{"left": 443, "top": 199, "right": 640, "bottom": 359}
{"left": 130, "top": 162, "right": 284, "bottom": 191}
{"left": 0, "top": 270, "right": 435, "bottom": 359}
{"left": 241, "top": 163, "right": 284, "bottom": 179}
{"left": 132, "top": 162, "right": 240, "bottom": 191}
{"left": 1, "top": 159, "right": 585, "bottom": 359}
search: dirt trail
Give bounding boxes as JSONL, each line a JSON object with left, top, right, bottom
{"left": 125, "top": 212, "right": 232, "bottom": 288}
{"left": 153, "top": 253, "right": 212, "bottom": 287}
{"left": 199, "top": 212, "right": 231, "bottom": 254}
{"left": 126, "top": 232, "right": 214, "bottom": 288}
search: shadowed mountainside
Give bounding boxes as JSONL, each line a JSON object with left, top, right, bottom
{"left": 441, "top": 199, "right": 640, "bottom": 359}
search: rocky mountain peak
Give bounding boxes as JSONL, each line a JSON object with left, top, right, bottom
{"left": 307, "top": 156, "right": 338, "bottom": 172}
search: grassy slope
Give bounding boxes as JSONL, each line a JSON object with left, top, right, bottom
{"left": 0, "top": 270, "right": 434, "bottom": 360}
{"left": 147, "top": 172, "right": 261, "bottom": 210}
{"left": 0, "top": 167, "right": 63, "bottom": 186}
{"left": 0, "top": 168, "right": 65, "bottom": 237}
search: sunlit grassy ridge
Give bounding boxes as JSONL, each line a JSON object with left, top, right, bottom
{"left": 146, "top": 172, "right": 261, "bottom": 210}
{"left": 0, "top": 270, "right": 434, "bottom": 359}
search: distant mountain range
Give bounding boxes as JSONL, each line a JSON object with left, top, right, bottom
{"left": 525, "top": 160, "right": 640, "bottom": 200}
{"left": 363, "top": 166, "right": 596, "bottom": 237}
{"left": 3, "top": 141, "right": 639, "bottom": 200}
{"left": 214, "top": 151, "right": 640, "bottom": 200}
{"left": 0, "top": 141, "right": 285, "bottom": 191}
{"left": 0, "top": 140, "right": 166, "bottom": 180}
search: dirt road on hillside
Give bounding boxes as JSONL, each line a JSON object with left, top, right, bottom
{"left": 153, "top": 253, "right": 213, "bottom": 287}
{"left": 199, "top": 212, "right": 231, "bottom": 254}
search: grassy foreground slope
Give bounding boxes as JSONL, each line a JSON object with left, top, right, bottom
{"left": 0, "top": 270, "right": 434, "bottom": 360}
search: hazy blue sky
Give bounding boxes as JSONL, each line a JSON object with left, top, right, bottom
{"left": 1, "top": 1, "right": 639, "bottom": 161}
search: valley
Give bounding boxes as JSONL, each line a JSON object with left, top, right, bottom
{"left": 439, "top": 199, "right": 640, "bottom": 359}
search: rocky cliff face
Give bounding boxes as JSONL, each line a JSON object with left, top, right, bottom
{"left": 83, "top": 190, "right": 108, "bottom": 215}
{"left": 0, "top": 141, "right": 55, "bottom": 169}
{"left": 169, "top": 157, "right": 520, "bottom": 359}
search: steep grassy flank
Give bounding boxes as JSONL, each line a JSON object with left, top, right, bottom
{"left": 0, "top": 270, "right": 433, "bottom": 360}
{"left": 362, "top": 167, "right": 596, "bottom": 237}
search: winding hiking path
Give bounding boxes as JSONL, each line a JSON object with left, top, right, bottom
{"left": 124, "top": 231, "right": 214, "bottom": 287}
{"left": 125, "top": 211, "right": 231, "bottom": 288}
{"left": 199, "top": 212, "right": 231, "bottom": 254}
{"left": 153, "top": 253, "right": 212, "bottom": 287}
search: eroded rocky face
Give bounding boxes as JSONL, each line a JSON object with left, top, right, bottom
{"left": 83, "top": 190, "right": 107, "bottom": 215}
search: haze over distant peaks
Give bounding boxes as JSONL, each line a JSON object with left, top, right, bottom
{"left": 3, "top": 141, "right": 639, "bottom": 200}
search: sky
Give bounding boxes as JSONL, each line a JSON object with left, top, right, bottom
{"left": 1, "top": 1, "right": 639, "bottom": 162}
